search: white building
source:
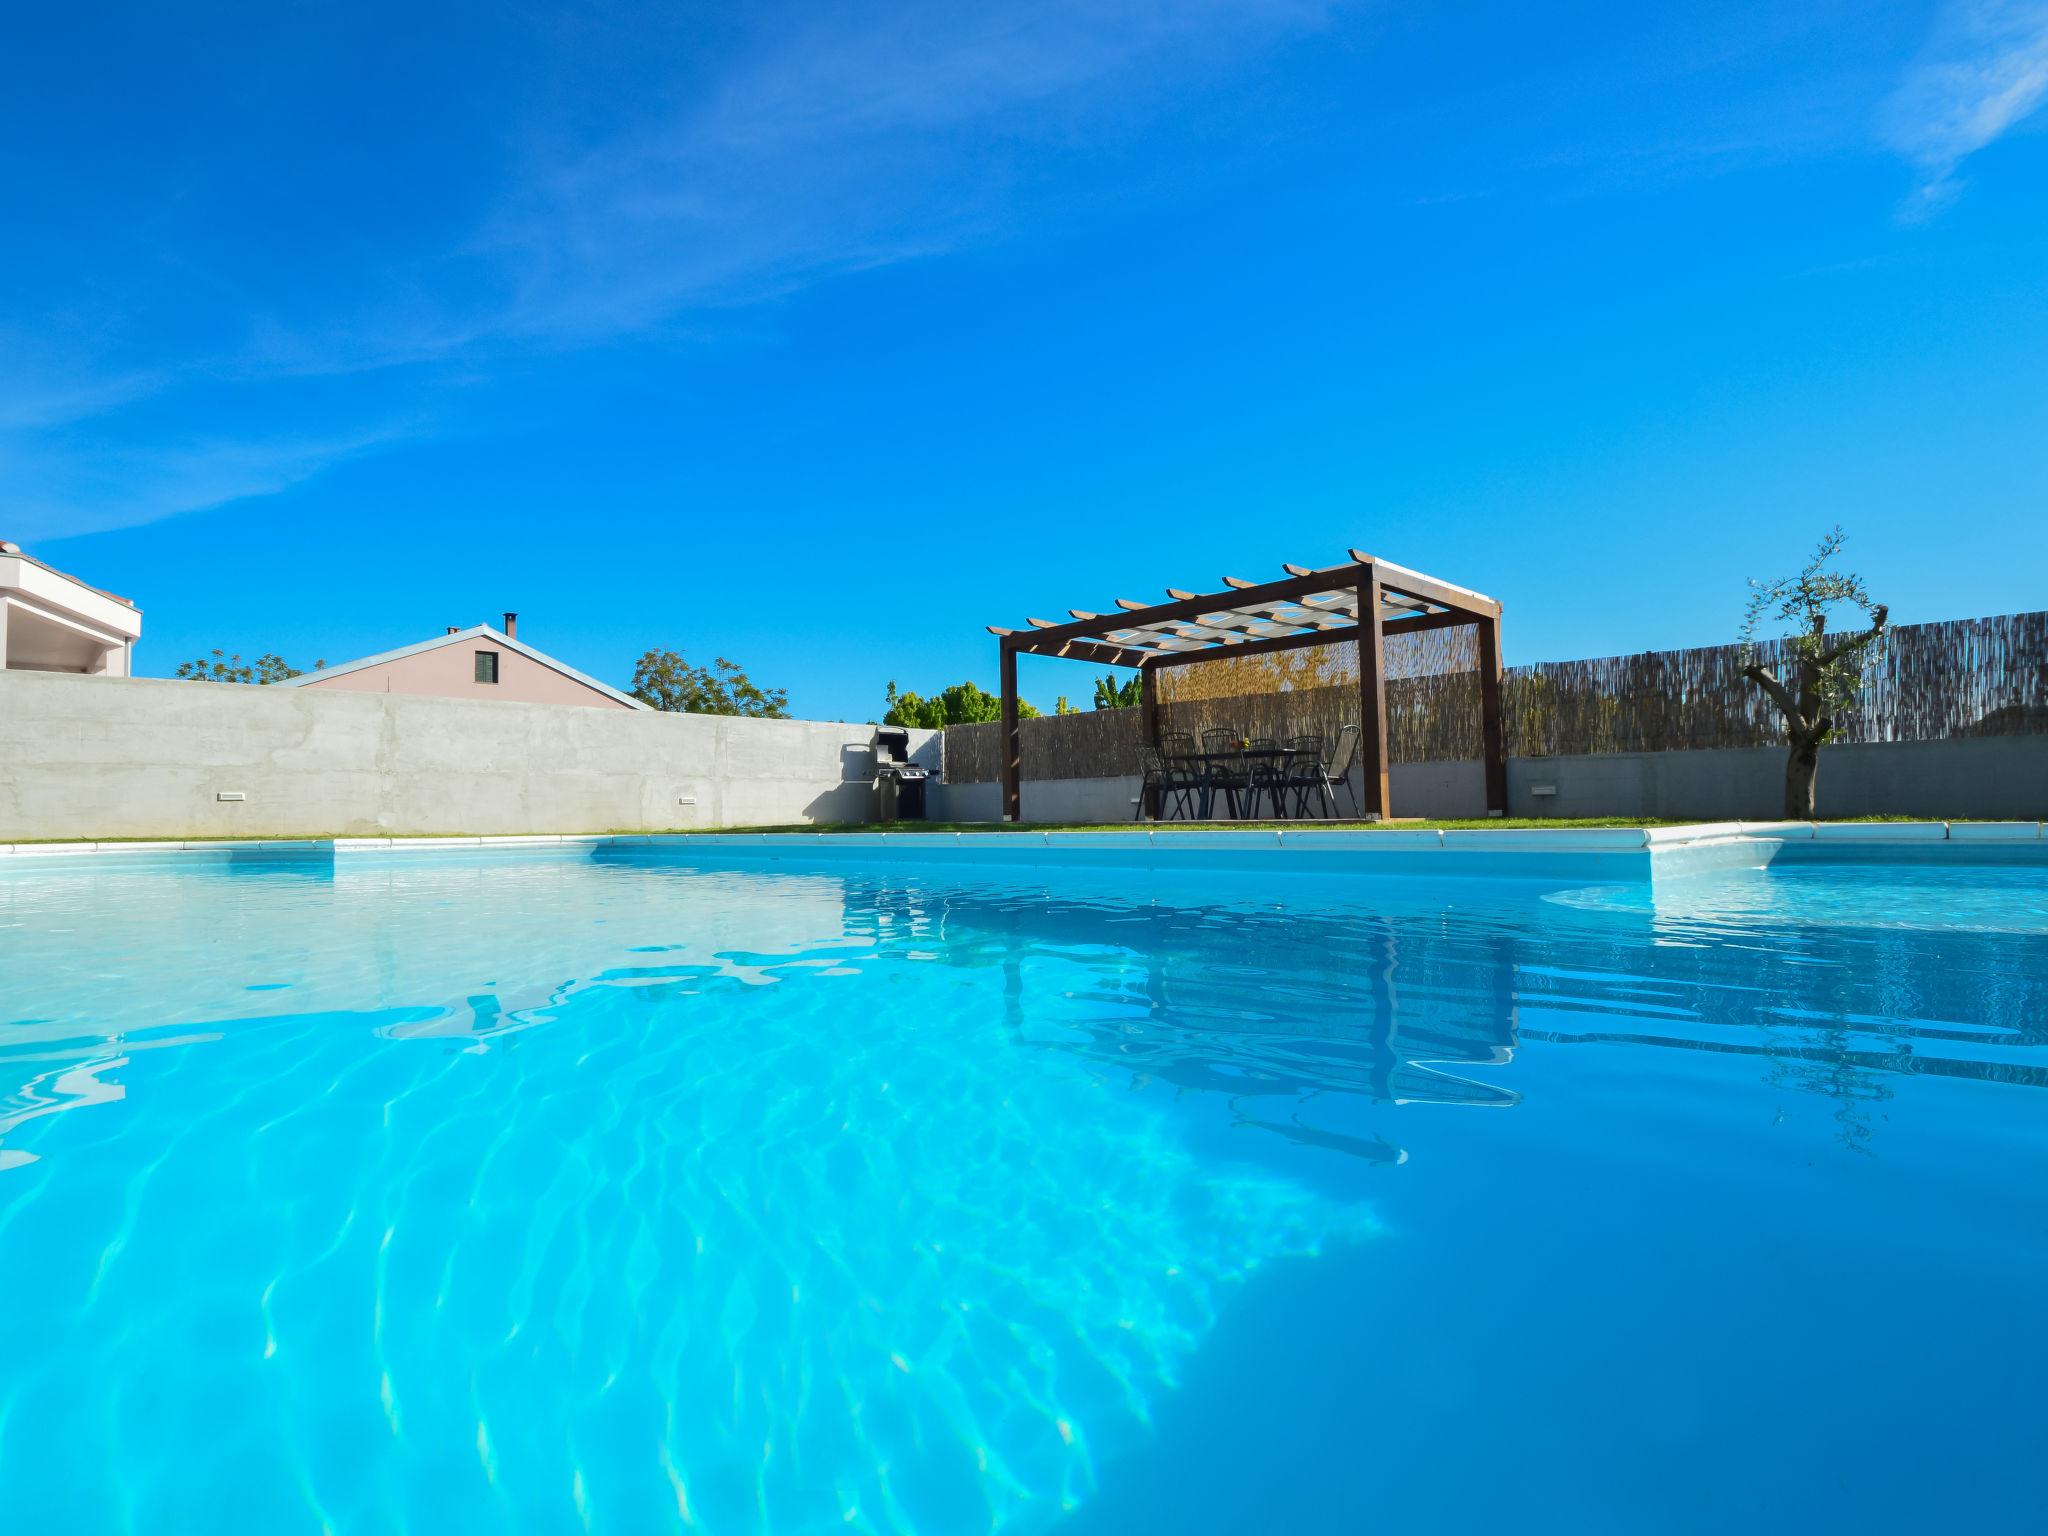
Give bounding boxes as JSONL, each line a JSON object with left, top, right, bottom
{"left": 0, "top": 541, "right": 143, "bottom": 676}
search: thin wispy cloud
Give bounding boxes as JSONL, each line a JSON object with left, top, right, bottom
{"left": 0, "top": 369, "right": 164, "bottom": 435}
{"left": 10, "top": 1, "right": 1334, "bottom": 542}
{"left": 0, "top": 423, "right": 410, "bottom": 545}
{"left": 1882, "top": 0, "right": 2048, "bottom": 219}
{"left": 325, "top": 0, "right": 1339, "bottom": 356}
{"left": 0, "top": 323, "right": 421, "bottom": 543}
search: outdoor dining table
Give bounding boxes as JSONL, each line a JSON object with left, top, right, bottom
{"left": 1174, "top": 746, "right": 1312, "bottom": 820}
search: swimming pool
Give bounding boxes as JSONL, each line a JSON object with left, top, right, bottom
{"left": 3, "top": 841, "right": 2044, "bottom": 1533}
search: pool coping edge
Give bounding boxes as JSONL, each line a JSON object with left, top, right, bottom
{"left": 2, "top": 819, "right": 2041, "bottom": 866}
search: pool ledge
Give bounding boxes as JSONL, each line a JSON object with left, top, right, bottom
{"left": 4, "top": 821, "right": 2042, "bottom": 881}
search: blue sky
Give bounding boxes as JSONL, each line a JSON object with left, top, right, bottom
{"left": 6, "top": 1, "right": 2045, "bottom": 719}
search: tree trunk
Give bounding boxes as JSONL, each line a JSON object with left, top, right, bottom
{"left": 1783, "top": 738, "right": 1820, "bottom": 820}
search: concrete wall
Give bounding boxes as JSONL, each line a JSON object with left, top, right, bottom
{"left": 1389, "top": 759, "right": 1490, "bottom": 819}
{"left": 5, "top": 670, "right": 2040, "bottom": 839}
{"left": 928, "top": 776, "right": 1135, "bottom": 823}
{"left": 940, "top": 738, "right": 2046, "bottom": 823}
{"left": 0, "top": 671, "right": 934, "bottom": 840}
{"left": 1505, "top": 736, "right": 2048, "bottom": 821}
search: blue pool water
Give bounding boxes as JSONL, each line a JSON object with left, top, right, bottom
{"left": 2, "top": 845, "right": 2044, "bottom": 1534}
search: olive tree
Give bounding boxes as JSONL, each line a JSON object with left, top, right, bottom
{"left": 1737, "top": 528, "right": 1888, "bottom": 819}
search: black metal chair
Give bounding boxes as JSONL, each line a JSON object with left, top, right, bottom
{"left": 1199, "top": 728, "right": 1249, "bottom": 818}
{"left": 1136, "top": 744, "right": 1200, "bottom": 821}
{"left": 1242, "top": 736, "right": 1289, "bottom": 818}
{"left": 1280, "top": 734, "right": 1326, "bottom": 818}
{"left": 1294, "top": 723, "right": 1362, "bottom": 817}
{"left": 1156, "top": 732, "right": 1209, "bottom": 817}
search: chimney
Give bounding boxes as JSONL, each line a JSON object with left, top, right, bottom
{"left": 445, "top": 626, "right": 459, "bottom": 635}
{"left": 503, "top": 611, "right": 518, "bottom": 640}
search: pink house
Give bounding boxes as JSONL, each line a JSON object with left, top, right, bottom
{"left": 280, "top": 614, "right": 644, "bottom": 710}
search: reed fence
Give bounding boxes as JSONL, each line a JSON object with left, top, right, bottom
{"left": 941, "top": 610, "right": 2047, "bottom": 784}
{"left": 1499, "top": 609, "right": 2048, "bottom": 758}
{"left": 944, "top": 709, "right": 1144, "bottom": 787}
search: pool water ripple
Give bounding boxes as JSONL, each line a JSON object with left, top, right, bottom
{"left": 3, "top": 849, "right": 2046, "bottom": 1532}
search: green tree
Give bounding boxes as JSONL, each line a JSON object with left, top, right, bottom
{"left": 882, "top": 679, "right": 1039, "bottom": 729}
{"left": 632, "top": 649, "right": 790, "bottom": 717}
{"left": 175, "top": 649, "right": 319, "bottom": 684}
{"left": 1738, "top": 527, "right": 1889, "bottom": 819}
{"left": 1092, "top": 672, "right": 1141, "bottom": 710}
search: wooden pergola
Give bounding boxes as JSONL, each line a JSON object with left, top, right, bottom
{"left": 988, "top": 549, "right": 1505, "bottom": 822}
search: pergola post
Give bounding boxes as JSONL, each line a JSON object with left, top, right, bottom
{"left": 1358, "top": 571, "right": 1391, "bottom": 819}
{"left": 1138, "top": 663, "right": 1160, "bottom": 819}
{"left": 999, "top": 640, "right": 1022, "bottom": 822}
{"left": 1477, "top": 613, "right": 1507, "bottom": 816}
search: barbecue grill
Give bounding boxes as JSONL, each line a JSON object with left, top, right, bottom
{"left": 871, "top": 726, "right": 929, "bottom": 821}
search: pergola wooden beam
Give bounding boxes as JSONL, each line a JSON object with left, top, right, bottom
{"left": 986, "top": 626, "right": 1155, "bottom": 670}
{"left": 993, "top": 552, "right": 1505, "bottom": 822}
{"left": 1350, "top": 552, "right": 1502, "bottom": 619}
{"left": 1004, "top": 568, "right": 1393, "bottom": 653}
{"left": 1139, "top": 607, "right": 1471, "bottom": 670}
